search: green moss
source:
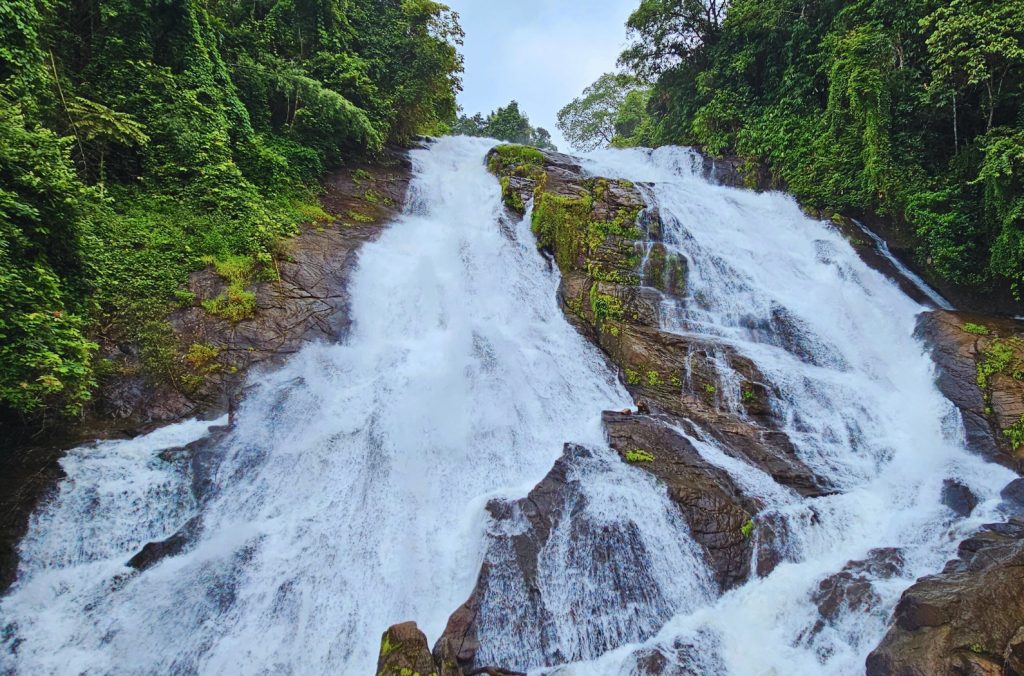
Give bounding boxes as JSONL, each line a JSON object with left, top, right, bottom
{"left": 961, "top": 322, "right": 990, "bottom": 336}
{"left": 1005, "top": 415, "right": 1024, "bottom": 450}
{"left": 499, "top": 176, "right": 526, "bottom": 212}
{"left": 703, "top": 383, "right": 717, "bottom": 395}
{"left": 977, "top": 339, "right": 1020, "bottom": 394}
{"left": 741, "top": 388, "right": 757, "bottom": 403}
{"left": 741, "top": 519, "right": 755, "bottom": 538}
{"left": 184, "top": 343, "right": 221, "bottom": 371}
{"left": 589, "top": 285, "right": 624, "bottom": 323}
{"left": 646, "top": 370, "right": 662, "bottom": 386}
{"left": 532, "top": 192, "right": 592, "bottom": 271}
{"left": 363, "top": 188, "right": 382, "bottom": 204}
{"left": 625, "top": 449, "right": 656, "bottom": 463}
{"left": 352, "top": 168, "right": 372, "bottom": 184}
{"left": 487, "top": 144, "right": 545, "bottom": 176}
{"left": 346, "top": 209, "right": 376, "bottom": 223}
{"left": 625, "top": 368, "right": 641, "bottom": 385}
{"left": 202, "top": 287, "right": 257, "bottom": 322}
{"left": 671, "top": 374, "right": 682, "bottom": 387}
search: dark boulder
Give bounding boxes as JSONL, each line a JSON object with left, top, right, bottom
{"left": 941, "top": 480, "right": 978, "bottom": 518}
{"left": 866, "top": 520, "right": 1024, "bottom": 675}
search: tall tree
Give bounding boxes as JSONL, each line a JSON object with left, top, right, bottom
{"left": 557, "top": 73, "right": 647, "bottom": 151}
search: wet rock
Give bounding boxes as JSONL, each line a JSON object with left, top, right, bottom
{"left": 915, "top": 311, "right": 1024, "bottom": 473}
{"left": 942, "top": 480, "right": 978, "bottom": 517}
{"left": 602, "top": 323, "right": 831, "bottom": 498}
{"left": 436, "top": 442, "right": 711, "bottom": 672}
{"left": 810, "top": 548, "right": 906, "bottom": 633}
{"left": 866, "top": 521, "right": 1024, "bottom": 675}
{"left": 376, "top": 621, "right": 460, "bottom": 676}
{"left": 603, "top": 412, "right": 763, "bottom": 590}
{"left": 1002, "top": 478, "right": 1024, "bottom": 510}
{"left": 127, "top": 516, "right": 202, "bottom": 572}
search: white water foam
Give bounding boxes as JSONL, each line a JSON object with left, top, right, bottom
{"left": 2, "top": 139, "right": 1014, "bottom": 676}
{"left": 1, "top": 136, "right": 630, "bottom": 674}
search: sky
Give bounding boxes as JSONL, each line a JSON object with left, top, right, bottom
{"left": 444, "top": 0, "right": 638, "bottom": 152}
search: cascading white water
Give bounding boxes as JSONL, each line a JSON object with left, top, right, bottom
{"left": 558, "top": 147, "right": 1017, "bottom": 674}
{"left": 1, "top": 137, "right": 636, "bottom": 673}
{"left": 0, "top": 138, "right": 1015, "bottom": 676}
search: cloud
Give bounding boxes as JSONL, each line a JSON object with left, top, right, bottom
{"left": 446, "top": 0, "right": 637, "bottom": 151}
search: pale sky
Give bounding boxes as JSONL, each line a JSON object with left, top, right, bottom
{"left": 445, "top": 0, "right": 638, "bottom": 151}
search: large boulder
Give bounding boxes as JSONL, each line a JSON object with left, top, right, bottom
{"left": 602, "top": 412, "right": 766, "bottom": 589}
{"left": 916, "top": 311, "right": 1024, "bottom": 473}
{"left": 866, "top": 519, "right": 1024, "bottom": 675}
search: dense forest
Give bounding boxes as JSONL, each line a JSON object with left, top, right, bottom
{"left": 590, "top": 0, "right": 1024, "bottom": 300}
{"left": 1, "top": 0, "right": 462, "bottom": 420}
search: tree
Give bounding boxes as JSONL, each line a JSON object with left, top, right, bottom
{"left": 557, "top": 73, "right": 647, "bottom": 151}
{"left": 923, "top": 0, "right": 1024, "bottom": 133}
{"left": 452, "top": 100, "right": 557, "bottom": 149}
{"left": 619, "top": 0, "right": 730, "bottom": 79}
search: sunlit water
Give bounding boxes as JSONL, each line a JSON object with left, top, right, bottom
{"left": 1, "top": 138, "right": 1014, "bottom": 675}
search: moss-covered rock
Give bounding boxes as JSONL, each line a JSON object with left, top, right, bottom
{"left": 376, "top": 621, "right": 460, "bottom": 676}
{"left": 916, "top": 310, "right": 1024, "bottom": 473}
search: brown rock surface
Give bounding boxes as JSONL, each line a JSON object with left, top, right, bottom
{"left": 866, "top": 520, "right": 1024, "bottom": 676}
{"left": 603, "top": 412, "right": 762, "bottom": 589}
{"left": 916, "top": 310, "right": 1024, "bottom": 472}
{"left": 377, "top": 621, "right": 461, "bottom": 676}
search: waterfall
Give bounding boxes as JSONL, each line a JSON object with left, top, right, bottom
{"left": 1, "top": 138, "right": 1014, "bottom": 675}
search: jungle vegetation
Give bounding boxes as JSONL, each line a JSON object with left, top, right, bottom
{"left": 0, "top": 0, "right": 463, "bottom": 420}
{"left": 563, "top": 0, "right": 1024, "bottom": 301}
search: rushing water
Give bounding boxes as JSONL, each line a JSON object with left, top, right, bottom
{"left": 0, "top": 138, "right": 1015, "bottom": 675}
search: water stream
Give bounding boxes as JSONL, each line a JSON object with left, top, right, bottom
{"left": 1, "top": 138, "right": 1014, "bottom": 675}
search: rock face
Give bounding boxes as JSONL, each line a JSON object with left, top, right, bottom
{"left": 602, "top": 412, "right": 761, "bottom": 590}
{"left": 0, "top": 151, "right": 413, "bottom": 593}
{"left": 809, "top": 548, "right": 906, "bottom": 636}
{"left": 866, "top": 520, "right": 1024, "bottom": 676}
{"left": 916, "top": 310, "right": 1024, "bottom": 473}
{"left": 91, "top": 150, "right": 413, "bottom": 429}
{"left": 376, "top": 621, "right": 461, "bottom": 676}
{"left": 488, "top": 144, "right": 831, "bottom": 503}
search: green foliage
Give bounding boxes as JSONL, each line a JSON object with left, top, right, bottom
{"left": 976, "top": 337, "right": 1022, "bottom": 394}
{"left": 740, "top": 519, "right": 755, "bottom": 538}
{"left": 1005, "top": 415, "right": 1024, "bottom": 450}
{"left": 0, "top": 0, "right": 464, "bottom": 420}
{"left": 961, "top": 322, "right": 991, "bottom": 335}
{"left": 625, "top": 368, "right": 641, "bottom": 384}
{"left": 618, "top": 0, "right": 1024, "bottom": 295}
{"left": 454, "top": 101, "right": 556, "bottom": 149}
{"left": 557, "top": 73, "right": 647, "bottom": 151}
{"left": 625, "top": 448, "right": 656, "bottom": 463}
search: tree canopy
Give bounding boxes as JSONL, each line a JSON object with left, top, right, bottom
{"left": 612, "top": 0, "right": 1024, "bottom": 298}
{"left": 0, "top": 0, "right": 464, "bottom": 419}
{"left": 454, "top": 100, "right": 556, "bottom": 149}
{"left": 557, "top": 73, "right": 652, "bottom": 151}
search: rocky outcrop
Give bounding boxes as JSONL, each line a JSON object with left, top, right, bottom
{"left": 90, "top": 150, "right": 413, "bottom": 429}
{"left": 602, "top": 412, "right": 763, "bottom": 589}
{"left": 808, "top": 548, "right": 906, "bottom": 637}
{"left": 488, "top": 144, "right": 831, "bottom": 502}
{"left": 866, "top": 519, "right": 1024, "bottom": 676}
{"left": 436, "top": 443, "right": 693, "bottom": 672}
{"left": 0, "top": 151, "right": 413, "bottom": 593}
{"left": 916, "top": 310, "right": 1024, "bottom": 473}
{"left": 376, "top": 621, "right": 462, "bottom": 676}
